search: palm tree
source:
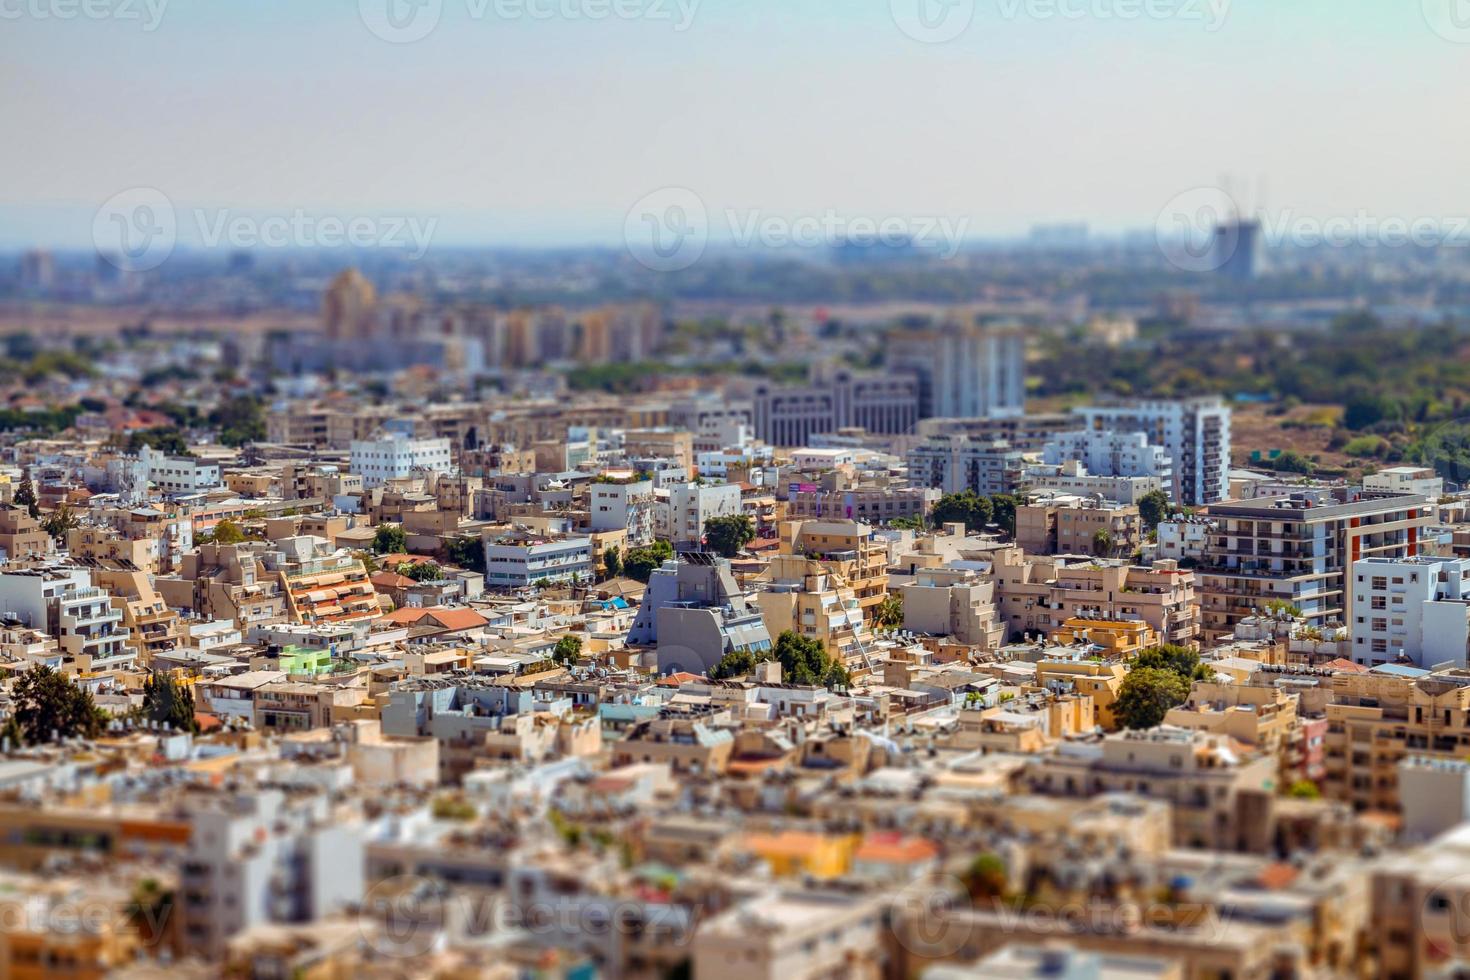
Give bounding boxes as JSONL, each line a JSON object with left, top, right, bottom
{"left": 875, "top": 592, "right": 904, "bottom": 631}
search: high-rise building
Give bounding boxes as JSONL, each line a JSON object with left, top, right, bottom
{"left": 751, "top": 369, "right": 917, "bottom": 447}
{"left": 322, "top": 268, "right": 378, "bottom": 340}
{"left": 1198, "top": 491, "right": 1432, "bottom": 642}
{"left": 906, "top": 436, "right": 1027, "bottom": 497}
{"left": 1350, "top": 556, "right": 1470, "bottom": 668}
{"left": 1074, "top": 397, "right": 1230, "bottom": 505}
{"left": 18, "top": 249, "right": 55, "bottom": 294}
{"left": 1214, "top": 219, "right": 1264, "bottom": 281}
{"left": 887, "top": 319, "right": 1026, "bottom": 419}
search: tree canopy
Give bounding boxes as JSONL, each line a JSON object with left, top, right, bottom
{"left": 702, "top": 514, "right": 755, "bottom": 558}
{"left": 6, "top": 665, "right": 103, "bottom": 745}
{"left": 1114, "top": 666, "right": 1191, "bottom": 730}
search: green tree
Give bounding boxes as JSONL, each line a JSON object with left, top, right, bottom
{"left": 1131, "top": 644, "right": 1200, "bottom": 678}
{"left": 1138, "top": 489, "right": 1171, "bottom": 530}
{"left": 887, "top": 515, "right": 926, "bottom": 531}
{"left": 623, "top": 540, "right": 674, "bottom": 583}
{"left": 8, "top": 665, "right": 103, "bottom": 745}
{"left": 445, "top": 534, "right": 486, "bottom": 573}
{"left": 1114, "top": 666, "right": 1191, "bottom": 730}
{"left": 989, "top": 493, "right": 1020, "bottom": 537}
{"left": 553, "top": 634, "right": 583, "bottom": 666}
{"left": 602, "top": 545, "right": 622, "bottom": 579}
{"left": 202, "top": 519, "right": 245, "bottom": 545}
{"left": 41, "top": 503, "right": 79, "bottom": 543}
{"left": 963, "top": 853, "right": 1010, "bottom": 901}
{"left": 703, "top": 514, "right": 756, "bottom": 558}
{"left": 1092, "top": 528, "right": 1114, "bottom": 557}
{"left": 143, "top": 674, "right": 199, "bottom": 734}
{"left": 710, "top": 648, "right": 761, "bottom": 680}
{"left": 211, "top": 395, "right": 266, "bottom": 447}
{"left": 1288, "top": 779, "right": 1321, "bottom": 800}
{"left": 372, "top": 524, "right": 407, "bottom": 555}
{"left": 874, "top": 592, "right": 904, "bottom": 631}
{"left": 771, "top": 630, "right": 849, "bottom": 689}
{"left": 13, "top": 478, "right": 38, "bottom": 519}
{"left": 396, "top": 561, "right": 443, "bottom": 582}
{"left": 126, "top": 426, "right": 191, "bottom": 456}
{"left": 931, "top": 491, "right": 993, "bottom": 534}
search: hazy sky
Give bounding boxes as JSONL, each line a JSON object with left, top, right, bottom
{"left": 3, "top": 0, "right": 1466, "bottom": 248}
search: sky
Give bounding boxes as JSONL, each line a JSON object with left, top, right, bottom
{"left": 2, "top": 0, "right": 1467, "bottom": 249}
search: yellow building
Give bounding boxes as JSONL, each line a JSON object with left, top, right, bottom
{"left": 1050, "top": 617, "right": 1158, "bottom": 658}
{"left": 755, "top": 553, "right": 872, "bottom": 668}
{"left": 739, "top": 830, "right": 858, "bottom": 879}
{"left": 1035, "top": 659, "right": 1127, "bottom": 730}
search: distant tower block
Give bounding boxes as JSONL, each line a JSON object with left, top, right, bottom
{"left": 322, "top": 268, "right": 378, "bottom": 340}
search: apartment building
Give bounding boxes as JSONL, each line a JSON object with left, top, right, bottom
{"left": 1350, "top": 556, "right": 1470, "bottom": 668}
{"left": 900, "top": 567, "right": 1006, "bottom": 651}
{"left": 887, "top": 319, "right": 1026, "bottom": 419}
{"left": 156, "top": 542, "right": 289, "bottom": 629}
{"left": 1035, "top": 659, "right": 1127, "bottom": 729}
{"left": 271, "top": 537, "right": 380, "bottom": 627}
{"left": 281, "top": 463, "right": 364, "bottom": 502}
{"left": 1074, "top": 397, "right": 1230, "bottom": 505}
{"left": 95, "top": 567, "right": 182, "bottom": 663}
{"left": 785, "top": 480, "right": 938, "bottom": 525}
{"left": 0, "top": 564, "right": 130, "bottom": 661}
{"left": 1015, "top": 492, "right": 1143, "bottom": 560}
{"left": 783, "top": 519, "right": 889, "bottom": 623}
{"left": 587, "top": 477, "right": 655, "bottom": 547}
{"left": 756, "top": 554, "right": 872, "bottom": 668}
{"left": 1024, "top": 459, "right": 1166, "bottom": 505}
{"left": 622, "top": 429, "right": 694, "bottom": 472}
{"left": 483, "top": 529, "right": 593, "bottom": 589}
{"left": 751, "top": 369, "right": 919, "bottom": 447}
{"left": 906, "top": 436, "right": 1027, "bottom": 497}
{"left": 349, "top": 431, "right": 454, "bottom": 488}
{"left": 0, "top": 504, "right": 50, "bottom": 562}
{"left": 1363, "top": 465, "right": 1443, "bottom": 503}
{"left": 1198, "top": 491, "right": 1432, "bottom": 642}
{"left": 989, "top": 549, "right": 1199, "bottom": 648}
{"left": 667, "top": 482, "right": 741, "bottom": 547}
{"left": 1042, "top": 428, "right": 1173, "bottom": 483}
{"left": 1025, "top": 726, "right": 1278, "bottom": 850}
{"left": 1321, "top": 667, "right": 1470, "bottom": 813}
{"left": 138, "top": 444, "right": 221, "bottom": 495}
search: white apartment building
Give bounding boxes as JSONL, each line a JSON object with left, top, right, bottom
{"left": 1025, "top": 460, "right": 1165, "bottom": 504}
{"left": 349, "top": 432, "right": 454, "bottom": 488}
{"left": 1156, "top": 517, "right": 1214, "bottom": 563}
{"left": 484, "top": 530, "right": 594, "bottom": 589}
{"left": 587, "top": 478, "right": 656, "bottom": 547}
{"left": 1364, "top": 466, "right": 1444, "bottom": 503}
{"left": 667, "top": 482, "right": 742, "bottom": 546}
{"left": 887, "top": 320, "right": 1026, "bottom": 419}
{"left": 139, "top": 445, "right": 222, "bottom": 495}
{"left": 1351, "top": 556, "right": 1470, "bottom": 668}
{"left": 0, "top": 564, "right": 130, "bottom": 661}
{"left": 1041, "top": 429, "right": 1173, "bottom": 481}
{"left": 1074, "top": 397, "right": 1231, "bottom": 505}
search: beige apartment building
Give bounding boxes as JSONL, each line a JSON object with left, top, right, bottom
{"left": 989, "top": 548, "right": 1200, "bottom": 648}
{"left": 1321, "top": 667, "right": 1470, "bottom": 813}
{"left": 781, "top": 519, "right": 889, "bottom": 623}
{"left": 1165, "top": 679, "right": 1299, "bottom": 758}
{"left": 1017, "top": 493, "right": 1143, "bottom": 559}
{"left": 0, "top": 505, "right": 51, "bottom": 562}
{"left": 1035, "top": 659, "right": 1127, "bottom": 729}
{"left": 756, "top": 553, "right": 873, "bottom": 668}
{"left": 900, "top": 567, "right": 1006, "bottom": 652}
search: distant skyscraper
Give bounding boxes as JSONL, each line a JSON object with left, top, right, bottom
{"left": 18, "top": 249, "right": 55, "bottom": 293}
{"left": 888, "top": 319, "right": 1026, "bottom": 420}
{"left": 322, "top": 268, "right": 377, "bottom": 340}
{"left": 1213, "top": 219, "right": 1264, "bottom": 280}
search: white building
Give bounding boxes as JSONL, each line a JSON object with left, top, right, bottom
{"left": 349, "top": 432, "right": 454, "bottom": 488}
{"left": 1025, "top": 459, "right": 1165, "bottom": 504}
{"left": 1042, "top": 428, "right": 1173, "bottom": 482}
{"left": 1351, "top": 555, "right": 1470, "bottom": 668}
{"left": 1156, "top": 517, "right": 1214, "bottom": 563}
{"left": 0, "top": 564, "right": 130, "bottom": 661}
{"left": 887, "top": 320, "right": 1026, "bottom": 419}
{"left": 1365, "top": 466, "right": 1444, "bottom": 504}
{"left": 587, "top": 478, "right": 656, "bottom": 547}
{"left": 1074, "top": 397, "right": 1231, "bottom": 506}
{"left": 139, "top": 445, "right": 222, "bottom": 495}
{"left": 667, "top": 482, "right": 742, "bottom": 546}
{"left": 483, "top": 530, "right": 594, "bottom": 589}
